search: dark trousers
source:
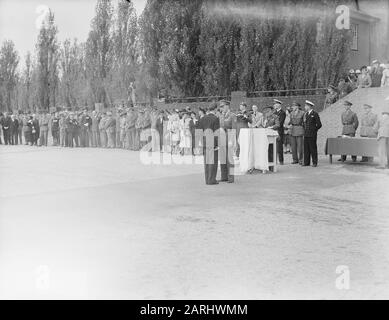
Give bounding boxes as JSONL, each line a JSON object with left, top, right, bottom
{"left": 52, "top": 130, "right": 59, "bottom": 146}
{"left": 220, "top": 141, "right": 234, "bottom": 182}
{"left": 277, "top": 133, "right": 284, "bottom": 163}
{"left": 204, "top": 147, "right": 218, "bottom": 185}
{"left": 341, "top": 133, "right": 356, "bottom": 161}
{"left": 66, "top": 131, "right": 73, "bottom": 147}
{"left": 304, "top": 136, "right": 318, "bottom": 165}
{"left": 11, "top": 130, "right": 18, "bottom": 145}
{"left": 81, "top": 130, "right": 90, "bottom": 147}
{"left": 290, "top": 135, "right": 303, "bottom": 163}
{"left": 3, "top": 129, "right": 10, "bottom": 145}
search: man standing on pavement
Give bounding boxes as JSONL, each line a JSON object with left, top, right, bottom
{"left": 105, "top": 111, "right": 116, "bottom": 148}
{"left": 39, "top": 112, "right": 50, "bottom": 146}
{"left": 219, "top": 100, "right": 234, "bottom": 183}
{"left": 289, "top": 102, "right": 305, "bottom": 165}
{"left": 339, "top": 101, "right": 359, "bottom": 162}
{"left": 80, "top": 109, "right": 92, "bottom": 147}
{"left": 273, "top": 99, "right": 286, "bottom": 165}
{"left": 360, "top": 104, "right": 377, "bottom": 162}
{"left": 10, "top": 114, "right": 19, "bottom": 145}
{"left": 302, "top": 100, "right": 322, "bottom": 167}
{"left": 198, "top": 103, "right": 220, "bottom": 185}
{"left": 91, "top": 110, "right": 100, "bottom": 147}
{"left": 1, "top": 112, "right": 11, "bottom": 145}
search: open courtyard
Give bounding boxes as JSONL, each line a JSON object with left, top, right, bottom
{"left": 0, "top": 145, "right": 389, "bottom": 299}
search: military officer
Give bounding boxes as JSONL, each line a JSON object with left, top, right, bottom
{"left": 105, "top": 111, "right": 116, "bottom": 148}
{"left": 359, "top": 104, "right": 378, "bottom": 162}
{"left": 324, "top": 85, "right": 339, "bottom": 109}
{"left": 80, "top": 109, "right": 92, "bottom": 147}
{"left": 219, "top": 100, "right": 234, "bottom": 183}
{"left": 302, "top": 100, "right": 322, "bottom": 167}
{"left": 289, "top": 102, "right": 305, "bottom": 165}
{"left": 273, "top": 99, "right": 286, "bottom": 165}
{"left": 339, "top": 100, "right": 359, "bottom": 162}
{"left": 51, "top": 112, "right": 60, "bottom": 146}
{"left": 198, "top": 103, "right": 220, "bottom": 185}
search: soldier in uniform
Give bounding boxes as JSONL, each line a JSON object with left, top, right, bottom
{"left": 105, "top": 111, "right": 116, "bottom": 148}
{"left": 339, "top": 101, "right": 359, "bottom": 162}
{"left": 273, "top": 99, "right": 286, "bottom": 165}
{"left": 360, "top": 104, "right": 378, "bottom": 162}
{"left": 10, "top": 114, "right": 19, "bottom": 145}
{"left": 338, "top": 77, "right": 354, "bottom": 99}
{"left": 289, "top": 102, "right": 305, "bottom": 165}
{"left": 80, "top": 109, "right": 92, "bottom": 147}
{"left": 324, "top": 85, "right": 339, "bottom": 109}
{"left": 302, "top": 100, "right": 322, "bottom": 167}
{"left": 51, "top": 112, "right": 60, "bottom": 146}
{"left": 31, "top": 114, "right": 40, "bottom": 146}
{"left": 99, "top": 113, "right": 108, "bottom": 148}
{"left": 91, "top": 110, "right": 100, "bottom": 147}
{"left": 39, "top": 112, "right": 50, "bottom": 146}
{"left": 125, "top": 108, "right": 138, "bottom": 150}
{"left": 219, "top": 100, "right": 234, "bottom": 183}
{"left": 198, "top": 103, "right": 220, "bottom": 185}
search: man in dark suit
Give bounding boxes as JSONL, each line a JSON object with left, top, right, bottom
{"left": 31, "top": 114, "right": 40, "bottom": 146}
{"left": 235, "top": 102, "right": 251, "bottom": 157}
{"left": 219, "top": 100, "right": 234, "bottom": 183}
{"left": 198, "top": 103, "right": 220, "bottom": 185}
{"left": 10, "top": 114, "right": 19, "bottom": 145}
{"left": 273, "top": 99, "right": 286, "bottom": 165}
{"left": 302, "top": 100, "right": 322, "bottom": 167}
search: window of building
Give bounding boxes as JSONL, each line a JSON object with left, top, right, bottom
{"left": 351, "top": 23, "right": 358, "bottom": 51}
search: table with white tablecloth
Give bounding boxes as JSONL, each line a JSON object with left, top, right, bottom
{"left": 238, "top": 128, "right": 279, "bottom": 173}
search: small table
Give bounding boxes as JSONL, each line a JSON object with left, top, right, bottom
{"left": 325, "top": 137, "right": 379, "bottom": 163}
{"left": 239, "top": 128, "right": 279, "bottom": 172}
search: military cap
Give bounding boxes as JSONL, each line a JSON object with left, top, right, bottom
{"left": 372, "top": 60, "right": 379, "bottom": 64}
{"left": 343, "top": 100, "right": 353, "bottom": 106}
{"left": 292, "top": 102, "right": 301, "bottom": 107}
{"left": 349, "top": 69, "right": 355, "bottom": 74}
{"left": 273, "top": 99, "right": 283, "bottom": 105}
{"left": 305, "top": 100, "right": 315, "bottom": 107}
{"left": 355, "top": 69, "right": 361, "bottom": 74}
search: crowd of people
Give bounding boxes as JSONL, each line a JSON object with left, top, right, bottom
{"left": 324, "top": 60, "right": 389, "bottom": 108}
{"left": 1, "top": 94, "right": 389, "bottom": 182}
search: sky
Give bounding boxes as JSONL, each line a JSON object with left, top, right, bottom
{"left": 0, "top": 0, "right": 147, "bottom": 63}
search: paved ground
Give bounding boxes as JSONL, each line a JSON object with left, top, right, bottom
{"left": 1, "top": 145, "right": 389, "bottom": 299}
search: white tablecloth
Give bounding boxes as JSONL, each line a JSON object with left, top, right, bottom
{"left": 239, "top": 128, "right": 278, "bottom": 172}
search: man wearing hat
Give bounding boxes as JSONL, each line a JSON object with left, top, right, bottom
{"left": 302, "top": 100, "right": 322, "bottom": 167}
{"left": 273, "top": 99, "right": 286, "bottom": 165}
{"left": 339, "top": 100, "right": 359, "bottom": 162}
{"left": 360, "top": 104, "right": 378, "bottom": 162}
{"left": 289, "top": 102, "right": 305, "bottom": 164}
{"left": 373, "top": 105, "right": 389, "bottom": 169}
{"left": 198, "top": 103, "right": 220, "bottom": 185}
{"left": 324, "top": 85, "right": 339, "bottom": 109}
{"left": 219, "top": 100, "right": 234, "bottom": 183}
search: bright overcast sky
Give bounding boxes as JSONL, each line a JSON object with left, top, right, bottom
{"left": 0, "top": 0, "right": 147, "bottom": 63}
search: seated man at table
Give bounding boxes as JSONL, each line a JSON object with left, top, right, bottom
{"left": 360, "top": 104, "right": 378, "bottom": 162}
{"left": 339, "top": 100, "right": 359, "bottom": 162}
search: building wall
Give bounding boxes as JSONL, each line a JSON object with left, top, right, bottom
{"left": 359, "top": 0, "right": 389, "bottom": 63}
{"left": 348, "top": 19, "right": 371, "bottom": 68}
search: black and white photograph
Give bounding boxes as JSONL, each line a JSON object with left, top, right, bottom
{"left": 0, "top": 0, "right": 389, "bottom": 304}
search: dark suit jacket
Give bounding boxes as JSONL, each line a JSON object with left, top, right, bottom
{"left": 303, "top": 110, "right": 322, "bottom": 137}
{"left": 199, "top": 113, "right": 220, "bottom": 148}
{"left": 274, "top": 109, "right": 286, "bottom": 136}
{"left": 1, "top": 116, "right": 11, "bottom": 131}
{"left": 10, "top": 119, "right": 19, "bottom": 133}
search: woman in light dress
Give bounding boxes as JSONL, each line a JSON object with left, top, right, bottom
{"left": 167, "top": 111, "right": 180, "bottom": 154}
{"left": 179, "top": 112, "right": 192, "bottom": 155}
